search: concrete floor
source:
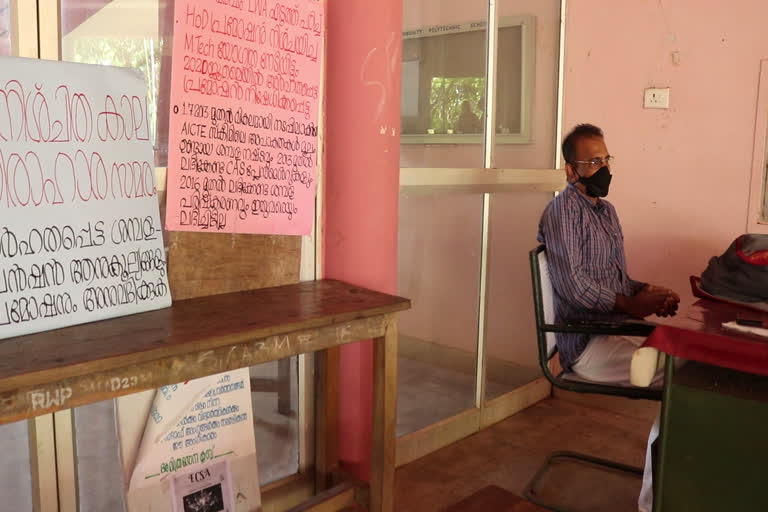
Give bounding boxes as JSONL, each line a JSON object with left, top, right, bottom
{"left": 395, "top": 396, "right": 658, "bottom": 512}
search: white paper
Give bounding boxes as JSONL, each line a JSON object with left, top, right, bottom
{"left": 722, "top": 321, "right": 768, "bottom": 338}
{"left": 121, "top": 368, "right": 261, "bottom": 511}
{"left": 128, "top": 369, "right": 256, "bottom": 490}
{"left": 0, "top": 57, "right": 171, "bottom": 340}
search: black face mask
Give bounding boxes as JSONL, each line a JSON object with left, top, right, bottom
{"left": 577, "top": 166, "right": 612, "bottom": 197}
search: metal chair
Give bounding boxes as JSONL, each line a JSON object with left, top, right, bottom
{"left": 523, "top": 244, "right": 662, "bottom": 512}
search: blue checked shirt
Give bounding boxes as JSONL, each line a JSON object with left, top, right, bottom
{"left": 537, "top": 184, "right": 644, "bottom": 371}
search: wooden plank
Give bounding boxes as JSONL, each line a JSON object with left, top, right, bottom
{"left": 0, "top": 280, "right": 409, "bottom": 394}
{"left": 168, "top": 232, "right": 301, "bottom": 300}
{"left": 479, "top": 377, "right": 551, "bottom": 428}
{"left": 298, "top": 352, "right": 315, "bottom": 473}
{"left": 249, "top": 377, "right": 280, "bottom": 392}
{"left": 370, "top": 323, "right": 398, "bottom": 512}
{"left": 10, "top": 0, "right": 39, "bottom": 58}
{"left": 261, "top": 473, "right": 315, "bottom": 512}
{"left": 315, "top": 347, "right": 340, "bottom": 491}
{"left": 278, "top": 357, "right": 293, "bottom": 414}
{"left": 396, "top": 408, "right": 480, "bottom": 468}
{"left": 285, "top": 481, "right": 363, "bottom": 512}
{"left": 54, "top": 410, "right": 78, "bottom": 512}
{"left": 28, "top": 415, "right": 58, "bottom": 512}
{"left": 0, "top": 313, "right": 394, "bottom": 425}
{"left": 37, "top": 0, "right": 61, "bottom": 61}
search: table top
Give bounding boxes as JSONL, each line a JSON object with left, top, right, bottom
{"left": 0, "top": 279, "right": 410, "bottom": 395}
{"left": 644, "top": 298, "right": 768, "bottom": 376}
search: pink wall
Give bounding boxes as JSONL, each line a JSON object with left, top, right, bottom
{"left": 564, "top": 0, "right": 768, "bottom": 303}
{"left": 324, "top": 1, "right": 402, "bottom": 481}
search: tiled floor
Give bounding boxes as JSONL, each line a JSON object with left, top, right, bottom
{"left": 395, "top": 396, "right": 658, "bottom": 512}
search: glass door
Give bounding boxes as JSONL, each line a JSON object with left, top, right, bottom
{"left": 396, "top": 0, "right": 565, "bottom": 464}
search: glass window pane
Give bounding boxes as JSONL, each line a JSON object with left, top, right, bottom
{"left": 400, "top": 1, "right": 487, "bottom": 168}
{"left": 75, "top": 401, "right": 127, "bottom": 512}
{"left": 251, "top": 357, "right": 300, "bottom": 485}
{"left": 0, "top": 420, "right": 33, "bottom": 510}
{"left": 60, "top": 0, "right": 167, "bottom": 165}
{"left": 484, "top": 191, "right": 552, "bottom": 400}
{"left": 0, "top": 0, "right": 10, "bottom": 56}
{"left": 494, "top": 0, "right": 561, "bottom": 169}
{"left": 397, "top": 193, "right": 483, "bottom": 435}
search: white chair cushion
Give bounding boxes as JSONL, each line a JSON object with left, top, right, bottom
{"left": 537, "top": 251, "right": 557, "bottom": 359}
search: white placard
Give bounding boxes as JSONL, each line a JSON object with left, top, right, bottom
{"left": 121, "top": 368, "right": 260, "bottom": 511}
{"left": 0, "top": 57, "right": 171, "bottom": 340}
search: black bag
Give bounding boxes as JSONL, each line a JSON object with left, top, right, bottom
{"left": 701, "top": 234, "right": 768, "bottom": 302}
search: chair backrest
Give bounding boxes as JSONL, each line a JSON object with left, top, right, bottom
{"left": 530, "top": 245, "right": 557, "bottom": 359}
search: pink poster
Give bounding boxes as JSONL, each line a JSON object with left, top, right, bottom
{"left": 166, "top": 0, "right": 323, "bottom": 235}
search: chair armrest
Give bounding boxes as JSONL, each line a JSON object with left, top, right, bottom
{"left": 541, "top": 320, "right": 656, "bottom": 337}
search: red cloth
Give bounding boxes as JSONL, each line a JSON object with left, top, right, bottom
{"left": 643, "top": 299, "right": 768, "bottom": 377}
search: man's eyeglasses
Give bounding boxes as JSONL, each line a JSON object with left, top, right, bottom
{"left": 571, "top": 155, "right": 614, "bottom": 167}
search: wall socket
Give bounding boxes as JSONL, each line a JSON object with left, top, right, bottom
{"left": 644, "top": 87, "right": 670, "bottom": 109}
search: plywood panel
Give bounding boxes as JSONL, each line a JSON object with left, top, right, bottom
{"left": 168, "top": 232, "right": 301, "bottom": 300}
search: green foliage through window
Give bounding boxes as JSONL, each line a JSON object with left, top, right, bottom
{"left": 69, "top": 38, "right": 163, "bottom": 145}
{"left": 429, "top": 77, "right": 485, "bottom": 134}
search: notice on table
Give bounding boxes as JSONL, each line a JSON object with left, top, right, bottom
{"left": 165, "top": 0, "right": 324, "bottom": 235}
{"left": 0, "top": 57, "right": 171, "bottom": 341}
{"left": 122, "top": 368, "right": 260, "bottom": 511}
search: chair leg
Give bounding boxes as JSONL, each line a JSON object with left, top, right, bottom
{"left": 523, "top": 451, "right": 643, "bottom": 512}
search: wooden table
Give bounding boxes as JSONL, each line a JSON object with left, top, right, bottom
{"left": 0, "top": 279, "right": 410, "bottom": 512}
{"left": 643, "top": 299, "right": 768, "bottom": 512}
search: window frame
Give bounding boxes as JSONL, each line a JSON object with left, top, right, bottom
{"left": 748, "top": 58, "right": 768, "bottom": 233}
{"left": 400, "top": 15, "right": 535, "bottom": 145}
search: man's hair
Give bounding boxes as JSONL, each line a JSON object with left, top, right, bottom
{"left": 562, "top": 124, "right": 603, "bottom": 164}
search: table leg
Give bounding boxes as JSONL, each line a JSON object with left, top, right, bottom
{"left": 315, "top": 347, "right": 340, "bottom": 492}
{"left": 277, "top": 358, "right": 292, "bottom": 415}
{"left": 653, "top": 354, "right": 675, "bottom": 512}
{"left": 370, "top": 322, "right": 398, "bottom": 512}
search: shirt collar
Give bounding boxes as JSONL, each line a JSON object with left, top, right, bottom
{"left": 566, "top": 182, "right": 605, "bottom": 211}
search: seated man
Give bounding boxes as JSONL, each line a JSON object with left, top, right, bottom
{"left": 537, "top": 123, "right": 680, "bottom": 512}
{"left": 538, "top": 123, "right": 679, "bottom": 381}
